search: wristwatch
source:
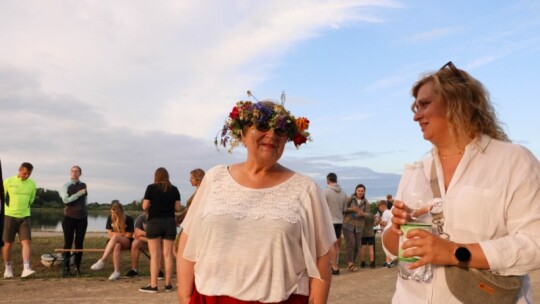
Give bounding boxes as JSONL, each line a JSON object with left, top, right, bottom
{"left": 454, "top": 246, "right": 471, "bottom": 268}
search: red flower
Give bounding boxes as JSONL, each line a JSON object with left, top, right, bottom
{"left": 229, "top": 106, "right": 240, "bottom": 119}
{"left": 293, "top": 133, "right": 307, "bottom": 147}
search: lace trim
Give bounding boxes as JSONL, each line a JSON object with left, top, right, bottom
{"left": 201, "top": 167, "right": 311, "bottom": 223}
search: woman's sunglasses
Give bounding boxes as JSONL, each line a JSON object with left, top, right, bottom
{"left": 255, "top": 122, "right": 287, "bottom": 137}
{"left": 439, "top": 61, "right": 466, "bottom": 82}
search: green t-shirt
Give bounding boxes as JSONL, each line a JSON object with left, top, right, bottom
{"left": 4, "top": 175, "right": 36, "bottom": 218}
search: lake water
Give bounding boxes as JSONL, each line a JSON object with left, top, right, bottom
{"left": 30, "top": 209, "right": 144, "bottom": 232}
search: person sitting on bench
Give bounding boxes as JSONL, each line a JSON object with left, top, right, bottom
{"left": 90, "top": 201, "right": 134, "bottom": 280}
{"left": 125, "top": 212, "right": 164, "bottom": 279}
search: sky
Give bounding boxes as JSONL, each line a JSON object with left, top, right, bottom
{"left": 1, "top": 0, "right": 539, "bottom": 204}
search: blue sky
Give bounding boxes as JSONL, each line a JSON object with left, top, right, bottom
{"left": 1, "top": 0, "right": 539, "bottom": 204}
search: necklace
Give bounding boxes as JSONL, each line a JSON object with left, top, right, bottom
{"left": 440, "top": 151, "right": 463, "bottom": 160}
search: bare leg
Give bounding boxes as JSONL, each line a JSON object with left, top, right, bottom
{"left": 359, "top": 244, "right": 366, "bottom": 263}
{"left": 112, "top": 243, "right": 122, "bottom": 272}
{"left": 20, "top": 239, "right": 31, "bottom": 264}
{"left": 2, "top": 242, "right": 13, "bottom": 264}
{"left": 111, "top": 236, "right": 131, "bottom": 272}
{"left": 330, "top": 241, "right": 339, "bottom": 270}
{"left": 148, "top": 238, "right": 162, "bottom": 288}
{"left": 162, "top": 239, "right": 174, "bottom": 285}
{"left": 336, "top": 237, "right": 342, "bottom": 265}
{"left": 130, "top": 240, "right": 141, "bottom": 270}
{"left": 100, "top": 235, "right": 120, "bottom": 261}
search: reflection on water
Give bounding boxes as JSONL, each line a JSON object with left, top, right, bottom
{"left": 30, "top": 209, "right": 142, "bottom": 232}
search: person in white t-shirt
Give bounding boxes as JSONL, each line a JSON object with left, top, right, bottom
{"left": 177, "top": 93, "right": 336, "bottom": 304}
{"left": 382, "top": 61, "right": 540, "bottom": 303}
{"left": 377, "top": 200, "right": 393, "bottom": 268}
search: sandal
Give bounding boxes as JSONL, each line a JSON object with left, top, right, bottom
{"left": 348, "top": 264, "right": 358, "bottom": 272}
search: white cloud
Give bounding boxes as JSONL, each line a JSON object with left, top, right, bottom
{"left": 0, "top": 0, "right": 400, "bottom": 137}
{"left": 0, "top": 0, "right": 402, "bottom": 203}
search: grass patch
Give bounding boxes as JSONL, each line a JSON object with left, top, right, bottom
{"left": 5, "top": 232, "right": 387, "bottom": 279}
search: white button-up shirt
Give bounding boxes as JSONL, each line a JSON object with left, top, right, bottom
{"left": 385, "top": 135, "right": 540, "bottom": 303}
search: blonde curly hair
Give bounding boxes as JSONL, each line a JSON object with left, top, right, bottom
{"left": 411, "top": 62, "right": 509, "bottom": 142}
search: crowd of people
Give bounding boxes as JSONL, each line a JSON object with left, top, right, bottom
{"left": 324, "top": 173, "right": 396, "bottom": 274}
{"left": 1, "top": 61, "right": 539, "bottom": 304}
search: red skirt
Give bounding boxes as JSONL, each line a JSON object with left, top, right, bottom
{"left": 190, "top": 287, "right": 309, "bottom": 304}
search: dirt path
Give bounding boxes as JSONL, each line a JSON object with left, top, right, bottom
{"left": 1, "top": 267, "right": 538, "bottom": 303}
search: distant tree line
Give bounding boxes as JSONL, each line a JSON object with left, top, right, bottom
{"left": 32, "top": 188, "right": 143, "bottom": 211}
{"left": 33, "top": 188, "right": 381, "bottom": 214}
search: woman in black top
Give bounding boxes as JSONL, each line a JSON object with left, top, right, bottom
{"left": 90, "top": 201, "right": 134, "bottom": 281}
{"left": 139, "top": 167, "right": 181, "bottom": 293}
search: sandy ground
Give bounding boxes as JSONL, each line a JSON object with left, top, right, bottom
{"left": 1, "top": 232, "right": 538, "bottom": 303}
{"left": 1, "top": 266, "right": 538, "bottom": 303}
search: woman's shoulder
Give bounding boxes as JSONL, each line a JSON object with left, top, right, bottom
{"left": 206, "top": 165, "right": 227, "bottom": 176}
{"left": 285, "top": 171, "right": 319, "bottom": 192}
{"left": 289, "top": 170, "right": 313, "bottom": 183}
{"left": 482, "top": 135, "right": 538, "bottom": 163}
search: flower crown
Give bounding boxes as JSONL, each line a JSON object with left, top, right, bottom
{"left": 215, "top": 91, "right": 312, "bottom": 153}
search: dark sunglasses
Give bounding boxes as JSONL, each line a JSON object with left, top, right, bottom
{"left": 439, "top": 61, "right": 466, "bottom": 82}
{"left": 255, "top": 122, "right": 287, "bottom": 137}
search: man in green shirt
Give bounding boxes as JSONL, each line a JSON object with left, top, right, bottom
{"left": 2, "top": 162, "right": 36, "bottom": 278}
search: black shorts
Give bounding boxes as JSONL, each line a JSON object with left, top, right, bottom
{"left": 333, "top": 224, "right": 342, "bottom": 240}
{"left": 361, "top": 236, "right": 375, "bottom": 245}
{"left": 146, "top": 217, "right": 177, "bottom": 240}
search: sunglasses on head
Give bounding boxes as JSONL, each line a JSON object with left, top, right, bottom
{"left": 255, "top": 122, "right": 287, "bottom": 137}
{"left": 439, "top": 61, "right": 466, "bottom": 82}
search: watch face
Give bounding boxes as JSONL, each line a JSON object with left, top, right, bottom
{"left": 456, "top": 247, "right": 471, "bottom": 262}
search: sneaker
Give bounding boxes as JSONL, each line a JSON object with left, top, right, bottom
{"left": 21, "top": 268, "right": 36, "bottom": 278}
{"left": 139, "top": 285, "right": 158, "bottom": 293}
{"left": 331, "top": 268, "right": 340, "bottom": 275}
{"left": 108, "top": 271, "right": 121, "bottom": 281}
{"left": 3, "top": 267, "right": 14, "bottom": 279}
{"left": 158, "top": 270, "right": 165, "bottom": 280}
{"left": 125, "top": 269, "right": 138, "bottom": 277}
{"left": 370, "top": 261, "right": 376, "bottom": 269}
{"left": 165, "top": 284, "right": 174, "bottom": 292}
{"left": 90, "top": 259, "right": 104, "bottom": 271}
{"left": 360, "top": 261, "right": 366, "bottom": 268}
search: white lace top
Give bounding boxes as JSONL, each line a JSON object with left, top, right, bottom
{"left": 182, "top": 165, "right": 336, "bottom": 302}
